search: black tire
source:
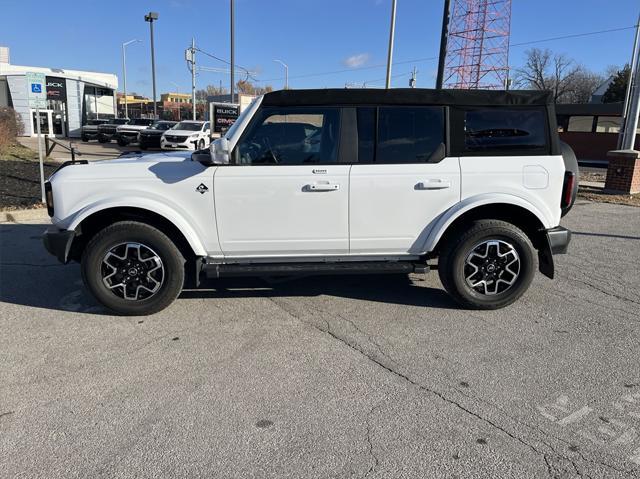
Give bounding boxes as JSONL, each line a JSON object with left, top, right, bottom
{"left": 98, "top": 136, "right": 108, "bottom": 143}
{"left": 438, "top": 220, "right": 536, "bottom": 310}
{"left": 140, "top": 143, "right": 148, "bottom": 150}
{"left": 81, "top": 134, "right": 89, "bottom": 142}
{"left": 81, "top": 221, "right": 185, "bottom": 315}
{"left": 198, "top": 139, "right": 205, "bottom": 150}
{"left": 117, "top": 138, "right": 128, "bottom": 147}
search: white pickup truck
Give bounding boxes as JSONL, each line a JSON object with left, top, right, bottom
{"left": 43, "top": 88, "right": 576, "bottom": 315}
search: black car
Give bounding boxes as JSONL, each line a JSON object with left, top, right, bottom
{"left": 97, "top": 118, "right": 130, "bottom": 143}
{"left": 138, "top": 121, "right": 178, "bottom": 149}
{"left": 81, "top": 119, "right": 110, "bottom": 142}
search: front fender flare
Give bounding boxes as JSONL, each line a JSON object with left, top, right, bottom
{"left": 65, "top": 198, "right": 208, "bottom": 257}
{"left": 418, "top": 193, "right": 552, "bottom": 254}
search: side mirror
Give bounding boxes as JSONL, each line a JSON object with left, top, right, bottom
{"left": 211, "top": 137, "right": 230, "bottom": 165}
{"left": 192, "top": 137, "right": 230, "bottom": 166}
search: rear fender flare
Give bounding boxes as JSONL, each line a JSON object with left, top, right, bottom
{"left": 419, "top": 193, "right": 551, "bottom": 254}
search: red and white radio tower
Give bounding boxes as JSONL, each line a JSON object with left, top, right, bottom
{"left": 443, "top": 0, "right": 512, "bottom": 90}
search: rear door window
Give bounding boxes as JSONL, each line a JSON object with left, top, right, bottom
{"left": 356, "top": 106, "right": 445, "bottom": 164}
{"left": 464, "top": 108, "right": 547, "bottom": 153}
{"left": 377, "top": 107, "right": 445, "bottom": 163}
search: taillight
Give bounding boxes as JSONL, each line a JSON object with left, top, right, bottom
{"left": 44, "top": 181, "right": 54, "bottom": 217}
{"left": 561, "top": 171, "right": 576, "bottom": 209}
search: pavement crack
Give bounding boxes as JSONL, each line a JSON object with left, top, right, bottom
{"left": 363, "top": 402, "right": 383, "bottom": 478}
{"left": 0, "top": 411, "right": 14, "bottom": 419}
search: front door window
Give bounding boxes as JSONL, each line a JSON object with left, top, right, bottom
{"left": 234, "top": 107, "right": 340, "bottom": 165}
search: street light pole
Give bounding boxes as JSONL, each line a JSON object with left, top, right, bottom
{"left": 620, "top": 14, "right": 640, "bottom": 150}
{"left": 273, "top": 59, "right": 288, "bottom": 89}
{"left": 121, "top": 39, "right": 140, "bottom": 119}
{"left": 144, "top": 12, "right": 159, "bottom": 118}
{"left": 385, "top": 0, "right": 397, "bottom": 89}
{"left": 230, "top": 0, "right": 235, "bottom": 104}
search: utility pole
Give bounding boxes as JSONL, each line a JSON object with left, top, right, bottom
{"left": 620, "top": 13, "right": 640, "bottom": 150}
{"left": 121, "top": 39, "right": 139, "bottom": 119}
{"left": 436, "top": 0, "right": 451, "bottom": 89}
{"left": 191, "top": 38, "right": 196, "bottom": 120}
{"left": 230, "top": 0, "right": 235, "bottom": 103}
{"left": 385, "top": 0, "right": 397, "bottom": 89}
{"left": 144, "top": 12, "right": 159, "bottom": 118}
{"left": 409, "top": 67, "right": 417, "bottom": 88}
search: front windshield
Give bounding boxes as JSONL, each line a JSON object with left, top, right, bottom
{"left": 173, "top": 122, "right": 202, "bottom": 131}
{"left": 151, "top": 122, "right": 173, "bottom": 130}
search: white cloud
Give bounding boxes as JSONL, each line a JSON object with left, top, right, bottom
{"left": 343, "top": 53, "right": 371, "bottom": 68}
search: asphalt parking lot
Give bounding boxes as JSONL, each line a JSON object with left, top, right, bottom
{"left": 1, "top": 200, "right": 639, "bottom": 478}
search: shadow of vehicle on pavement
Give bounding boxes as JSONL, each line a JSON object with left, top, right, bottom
{"left": 0, "top": 222, "right": 458, "bottom": 316}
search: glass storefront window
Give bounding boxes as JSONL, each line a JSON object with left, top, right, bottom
{"left": 567, "top": 116, "right": 594, "bottom": 132}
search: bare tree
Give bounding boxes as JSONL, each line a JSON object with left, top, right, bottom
{"left": 514, "top": 48, "right": 598, "bottom": 103}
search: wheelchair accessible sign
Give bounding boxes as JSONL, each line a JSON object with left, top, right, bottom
{"left": 26, "top": 72, "right": 47, "bottom": 108}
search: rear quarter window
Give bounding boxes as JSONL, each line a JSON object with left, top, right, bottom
{"left": 460, "top": 108, "right": 549, "bottom": 155}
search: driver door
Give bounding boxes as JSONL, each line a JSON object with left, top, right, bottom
{"left": 213, "top": 107, "right": 350, "bottom": 258}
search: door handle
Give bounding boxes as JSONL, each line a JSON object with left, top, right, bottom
{"left": 416, "top": 179, "right": 451, "bottom": 190}
{"left": 304, "top": 182, "right": 340, "bottom": 192}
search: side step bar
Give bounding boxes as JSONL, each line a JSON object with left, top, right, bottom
{"left": 202, "top": 261, "right": 429, "bottom": 279}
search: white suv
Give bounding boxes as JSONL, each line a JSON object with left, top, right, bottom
{"left": 161, "top": 120, "right": 210, "bottom": 151}
{"left": 43, "top": 89, "right": 577, "bottom": 315}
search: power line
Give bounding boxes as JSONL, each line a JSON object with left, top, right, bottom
{"left": 254, "top": 25, "right": 636, "bottom": 84}
{"left": 193, "top": 46, "right": 256, "bottom": 81}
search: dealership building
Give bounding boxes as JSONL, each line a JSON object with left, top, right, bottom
{"left": 0, "top": 47, "right": 118, "bottom": 138}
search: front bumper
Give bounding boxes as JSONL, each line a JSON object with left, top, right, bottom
{"left": 42, "top": 227, "right": 76, "bottom": 264}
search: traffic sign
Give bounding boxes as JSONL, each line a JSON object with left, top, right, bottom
{"left": 26, "top": 72, "right": 47, "bottom": 108}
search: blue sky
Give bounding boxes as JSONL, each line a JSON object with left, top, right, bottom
{"left": 2, "top": 0, "right": 638, "bottom": 96}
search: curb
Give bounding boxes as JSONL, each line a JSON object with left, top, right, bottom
{"left": 0, "top": 208, "right": 50, "bottom": 223}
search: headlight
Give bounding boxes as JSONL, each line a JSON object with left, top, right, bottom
{"left": 190, "top": 133, "right": 199, "bottom": 138}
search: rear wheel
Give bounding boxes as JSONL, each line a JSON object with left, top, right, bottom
{"left": 438, "top": 220, "right": 536, "bottom": 310}
{"left": 81, "top": 221, "right": 185, "bottom": 315}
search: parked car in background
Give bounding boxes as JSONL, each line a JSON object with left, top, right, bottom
{"left": 115, "top": 118, "right": 155, "bottom": 146}
{"left": 138, "top": 121, "right": 177, "bottom": 150}
{"left": 161, "top": 120, "right": 211, "bottom": 151}
{"left": 81, "top": 119, "right": 110, "bottom": 142}
{"left": 97, "top": 118, "right": 130, "bottom": 143}
{"left": 42, "top": 88, "right": 577, "bottom": 315}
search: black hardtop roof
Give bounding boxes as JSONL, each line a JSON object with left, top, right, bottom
{"left": 261, "top": 88, "right": 553, "bottom": 107}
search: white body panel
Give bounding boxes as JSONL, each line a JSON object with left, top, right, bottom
{"left": 213, "top": 165, "right": 350, "bottom": 257}
{"left": 49, "top": 152, "right": 220, "bottom": 256}
{"left": 349, "top": 158, "right": 461, "bottom": 254}
{"left": 459, "top": 155, "right": 565, "bottom": 228}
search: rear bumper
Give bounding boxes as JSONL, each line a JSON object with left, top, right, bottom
{"left": 42, "top": 227, "right": 76, "bottom": 264}
{"left": 546, "top": 226, "right": 571, "bottom": 254}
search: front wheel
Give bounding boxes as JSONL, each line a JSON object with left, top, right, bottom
{"left": 81, "top": 221, "right": 185, "bottom": 315}
{"left": 198, "top": 139, "right": 205, "bottom": 150}
{"left": 438, "top": 220, "right": 536, "bottom": 310}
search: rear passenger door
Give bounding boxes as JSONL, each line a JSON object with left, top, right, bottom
{"left": 349, "top": 106, "right": 461, "bottom": 255}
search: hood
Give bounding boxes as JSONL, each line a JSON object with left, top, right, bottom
{"left": 49, "top": 151, "right": 204, "bottom": 182}
{"left": 117, "top": 125, "right": 151, "bottom": 132}
{"left": 164, "top": 129, "right": 202, "bottom": 136}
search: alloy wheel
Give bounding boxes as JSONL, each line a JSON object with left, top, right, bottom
{"left": 101, "top": 242, "right": 164, "bottom": 301}
{"left": 463, "top": 239, "right": 520, "bottom": 295}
